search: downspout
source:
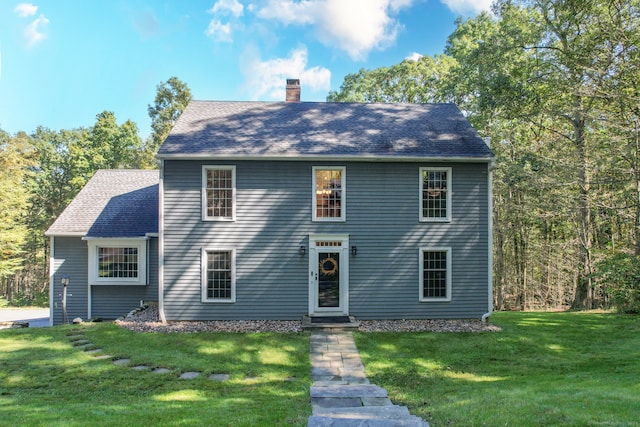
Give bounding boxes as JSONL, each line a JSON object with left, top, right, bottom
{"left": 482, "top": 158, "right": 496, "bottom": 323}
{"left": 158, "top": 159, "right": 167, "bottom": 323}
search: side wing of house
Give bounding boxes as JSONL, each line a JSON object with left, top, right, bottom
{"left": 46, "top": 170, "right": 159, "bottom": 325}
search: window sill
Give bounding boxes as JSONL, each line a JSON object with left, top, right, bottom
{"left": 419, "top": 298, "right": 452, "bottom": 303}
{"left": 201, "top": 299, "right": 236, "bottom": 304}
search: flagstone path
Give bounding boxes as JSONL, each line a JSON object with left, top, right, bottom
{"left": 308, "top": 329, "right": 429, "bottom": 426}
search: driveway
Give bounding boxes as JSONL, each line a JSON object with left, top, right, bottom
{"left": 0, "top": 308, "right": 50, "bottom": 327}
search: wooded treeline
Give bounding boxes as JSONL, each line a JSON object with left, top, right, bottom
{"left": 0, "top": 77, "right": 191, "bottom": 305}
{"left": 329, "top": 0, "right": 640, "bottom": 312}
{"left": 2, "top": 0, "right": 639, "bottom": 313}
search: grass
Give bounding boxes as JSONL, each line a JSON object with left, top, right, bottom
{"left": 0, "top": 324, "right": 311, "bottom": 426}
{"left": 1, "top": 313, "right": 638, "bottom": 426}
{"left": 355, "top": 311, "right": 640, "bottom": 427}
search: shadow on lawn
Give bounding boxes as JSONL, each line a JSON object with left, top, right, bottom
{"left": 0, "top": 324, "right": 312, "bottom": 426}
{"left": 353, "top": 312, "right": 640, "bottom": 426}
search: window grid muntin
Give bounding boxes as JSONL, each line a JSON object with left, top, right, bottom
{"left": 420, "top": 168, "right": 450, "bottom": 221}
{"left": 314, "top": 167, "right": 345, "bottom": 221}
{"left": 206, "top": 250, "right": 232, "bottom": 300}
{"left": 422, "top": 250, "right": 447, "bottom": 298}
{"left": 98, "top": 247, "right": 138, "bottom": 278}
{"left": 206, "top": 168, "right": 234, "bottom": 219}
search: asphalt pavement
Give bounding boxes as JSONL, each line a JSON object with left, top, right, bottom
{"left": 0, "top": 308, "right": 50, "bottom": 327}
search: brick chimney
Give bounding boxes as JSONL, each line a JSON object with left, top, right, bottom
{"left": 286, "top": 79, "right": 300, "bottom": 102}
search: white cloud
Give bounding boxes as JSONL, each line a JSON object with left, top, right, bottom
{"left": 241, "top": 46, "right": 331, "bottom": 101}
{"left": 206, "top": 0, "right": 244, "bottom": 42}
{"left": 440, "top": 0, "right": 492, "bottom": 15}
{"left": 405, "top": 52, "right": 423, "bottom": 61}
{"left": 208, "top": 0, "right": 244, "bottom": 17}
{"left": 205, "top": 19, "right": 233, "bottom": 42}
{"left": 14, "top": 3, "right": 38, "bottom": 17}
{"left": 24, "top": 14, "right": 49, "bottom": 47}
{"left": 256, "top": 0, "right": 413, "bottom": 61}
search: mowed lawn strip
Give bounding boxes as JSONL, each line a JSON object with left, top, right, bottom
{"left": 0, "top": 324, "right": 311, "bottom": 426}
{"left": 354, "top": 311, "right": 640, "bottom": 427}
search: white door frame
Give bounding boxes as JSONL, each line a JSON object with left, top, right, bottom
{"left": 308, "top": 234, "right": 349, "bottom": 316}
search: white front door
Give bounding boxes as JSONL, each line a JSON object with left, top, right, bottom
{"left": 309, "top": 234, "right": 349, "bottom": 315}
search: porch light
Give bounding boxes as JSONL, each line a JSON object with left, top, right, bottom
{"left": 300, "top": 245, "right": 306, "bottom": 256}
{"left": 61, "top": 276, "right": 70, "bottom": 286}
{"left": 351, "top": 246, "right": 357, "bottom": 256}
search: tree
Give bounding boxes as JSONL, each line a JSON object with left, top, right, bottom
{"left": 0, "top": 130, "right": 33, "bottom": 281}
{"left": 146, "top": 76, "right": 192, "bottom": 166}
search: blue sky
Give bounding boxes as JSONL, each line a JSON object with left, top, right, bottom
{"left": 0, "top": 0, "right": 490, "bottom": 138}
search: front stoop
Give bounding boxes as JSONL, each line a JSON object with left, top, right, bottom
{"left": 303, "top": 316, "right": 360, "bottom": 330}
{"left": 309, "top": 330, "right": 429, "bottom": 427}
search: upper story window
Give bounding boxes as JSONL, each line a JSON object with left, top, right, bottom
{"left": 87, "top": 239, "right": 147, "bottom": 286}
{"left": 313, "top": 166, "right": 345, "bottom": 222}
{"left": 203, "top": 166, "right": 236, "bottom": 221}
{"left": 420, "top": 167, "right": 451, "bottom": 222}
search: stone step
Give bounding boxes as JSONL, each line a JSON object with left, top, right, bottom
{"left": 313, "top": 405, "right": 412, "bottom": 419}
{"left": 308, "top": 415, "right": 429, "bottom": 427}
{"left": 311, "top": 385, "right": 388, "bottom": 399}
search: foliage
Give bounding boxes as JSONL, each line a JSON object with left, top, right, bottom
{"left": 146, "top": 76, "right": 192, "bottom": 166}
{"left": 355, "top": 311, "right": 640, "bottom": 426}
{"left": 595, "top": 253, "right": 640, "bottom": 313}
{"left": 0, "top": 131, "right": 33, "bottom": 278}
{"left": 330, "top": 0, "right": 640, "bottom": 312}
{"left": 0, "top": 325, "right": 310, "bottom": 426}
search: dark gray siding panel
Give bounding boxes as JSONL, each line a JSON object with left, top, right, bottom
{"left": 51, "top": 237, "right": 88, "bottom": 325}
{"left": 163, "top": 160, "right": 490, "bottom": 320}
{"left": 91, "top": 237, "right": 159, "bottom": 319}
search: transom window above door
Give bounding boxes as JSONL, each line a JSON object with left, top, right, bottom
{"left": 313, "top": 166, "right": 345, "bottom": 222}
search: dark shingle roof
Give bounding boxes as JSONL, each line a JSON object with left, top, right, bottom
{"left": 158, "top": 101, "right": 493, "bottom": 160}
{"left": 45, "top": 170, "right": 159, "bottom": 237}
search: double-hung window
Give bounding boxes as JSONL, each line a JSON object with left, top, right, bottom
{"left": 201, "top": 248, "right": 236, "bottom": 303}
{"left": 419, "top": 247, "right": 452, "bottom": 302}
{"left": 420, "top": 167, "right": 451, "bottom": 222}
{"left": 203, "top": 165, "right": 236, "bottom": 221}
{"left": 313, "top": 166, "right": 345, "bottom": 221}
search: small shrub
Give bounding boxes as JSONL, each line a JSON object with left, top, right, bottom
{"left": 595, "top": 253, "right": 640, "bottom": 313}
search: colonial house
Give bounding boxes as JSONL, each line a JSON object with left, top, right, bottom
{"left": 46, "top": 80, "right": 495, "bottom": 325}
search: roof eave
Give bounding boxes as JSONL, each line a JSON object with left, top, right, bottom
{"left": 156, "top": 153, "right": 495, "bottom": 163}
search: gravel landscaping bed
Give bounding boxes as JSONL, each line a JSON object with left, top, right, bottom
{"left": 116, "top": 305, "right": 501, "bottom": 333}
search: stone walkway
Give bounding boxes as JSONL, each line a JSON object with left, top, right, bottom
{"left": 309, "top": 330, "right": 429, "bottom": 426}
{"left": 65, "top": 326, "right": 428, "bottom": 425}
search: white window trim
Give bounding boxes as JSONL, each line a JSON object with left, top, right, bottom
{"left": 201, "top": 248, "right": 236, "bottom": 303}
{"left": 419, "top": 167, "right": 452, "bottom": 222}
{"left": 202, "top": 165, "right": 236, "bottom": 222}
{"left": 312, "top": 166, "right": 346, "bottom": 222}
{"left": 87, "top": 238, "right": 148, "bottom": 286}
{"left": 419, "top": 246, "right": 452, "bottom": 302}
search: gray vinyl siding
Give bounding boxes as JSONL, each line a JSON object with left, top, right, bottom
{"left": 91, "top": 238, "right": 159, "bottom": 320}
{"left": 51, "top": 237, "right": 88, "bottom": 325}
{"left": 163, "top": 160, "right": 490, "bottom": 320}
{"left": 51, "top": 237, "right": 159, "bottom": 325}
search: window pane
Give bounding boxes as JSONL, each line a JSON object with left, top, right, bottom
{"left": 98, "top": 247, "right": 138, "bottom": 278}
{"left": 423, "top": 251, "right": 447, "bottom": 298}
{"left": 422, "top": 170, "right": 448, "bottom": 219}
{"left": 206, "top": 251, "right": 232, "bottom": 300}
{"left": 206, "top": 168, "right": 233, "bottom": 218}
{"left": 315, "top": 169, "right": 342, "bottom": 218}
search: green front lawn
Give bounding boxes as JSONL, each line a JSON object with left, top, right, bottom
{"left": 1, "top": 312, "right": 638, "bottom": 426}
{"left": 355, "top": 311, "right": 640, "bottom": 427}
{"left": 0, "top": 324, "right": 311, "bottom": 426}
